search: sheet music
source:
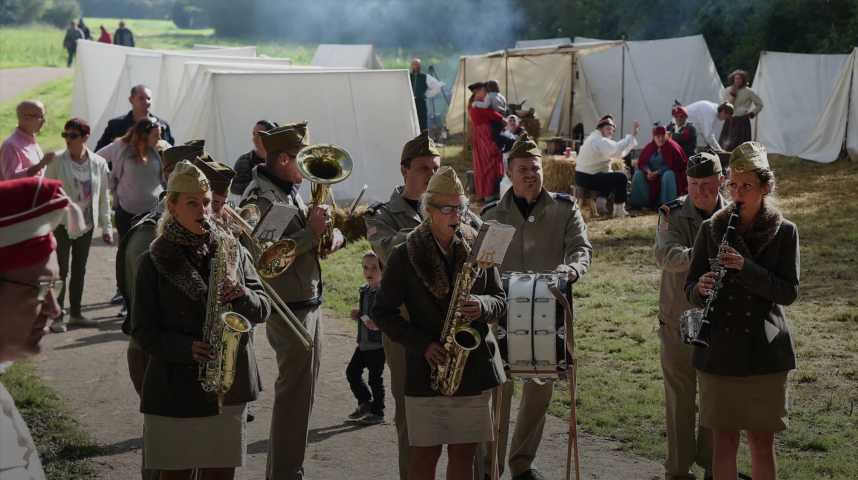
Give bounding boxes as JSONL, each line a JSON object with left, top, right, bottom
{"left": 253, "top": 202, "right": 299, "bottom": 243}
{"left": 471, "top": 221, "right": 516, "bottom": 266}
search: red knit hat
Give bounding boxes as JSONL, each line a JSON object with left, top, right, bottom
{"left": 652, "top": 125, "right": 667, "bottom": 136}
{"left": 0, "top": 177, "right": 75, "bottom": 272}
{"left": 671, "top": 105, "right": 688, "bottom": 118}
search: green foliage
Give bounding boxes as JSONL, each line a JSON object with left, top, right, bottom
{"left": 2, "top": 362, "right": 101, "bottom": 478}
{"left": 0, "top": 0, "right": 49, "bottom": 25}
{"left": 0, "top": 24, "right": 67, "bottom": 68}
{"left": 78, "top": 0, "right": 174, "bottom": 19}
{"left": 41, "top": 0, "right": 81, "bottom": 28}
{"left": 172, "top": 0, "right": 207, "bottom": 29}
{"left": 0, "top": 76, "right": 73, "bottom": 153}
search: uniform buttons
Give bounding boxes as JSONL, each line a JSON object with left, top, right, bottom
{"left": 725, "top": 327, "right": 731, "bottom": 333}
{"left": 745, "top": 312, "right": 751, "bottom": 317}
{"left": 745, "top": 328, "right": 750, "bottom": 334}
{"left": 729, "top": 295, "right": 734, "bottom": 300}
{"left": 727, "top": 312, "right": 732, "bottom": 316}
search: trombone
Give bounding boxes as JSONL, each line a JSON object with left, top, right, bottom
{"left": 222, "top": 205, "right": 314, "bottom": 351}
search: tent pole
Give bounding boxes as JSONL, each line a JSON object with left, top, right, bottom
{"left": 620, "top": 36, "right": 626, "bottom": 137}
{"left": 505, "top": 49, "right": 509, "bottom": 102}
{"left": 569, "top": 52, "right": 575, "bottom": 138}
{"left": 463, "top": 57, "right": 467, "bottom": 140}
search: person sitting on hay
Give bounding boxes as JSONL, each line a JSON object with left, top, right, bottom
{"left": 629, "top": 124, "right": 688, "bottom": 210}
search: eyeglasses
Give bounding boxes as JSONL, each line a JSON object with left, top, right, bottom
{"left": 428, "top": 203, "right": 469, "bottom": 215}
{"left": 61, "top": 131, "right": 82, "bottom": 140}
{"left": 0, "top": 277, "right": 64, "bottom": 301}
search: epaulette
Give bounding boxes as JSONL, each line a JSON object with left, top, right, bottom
{"left": 551, "top": 192, "right": 573, "bottom": 203}
{"left": 659, "top": 198, "right": 683, "bottom": 217}
{"left": 480, "top": 200, "right": 499, "bottom": 216}
{"left": 366, "top": 201, "right": 387, "bottom": 216}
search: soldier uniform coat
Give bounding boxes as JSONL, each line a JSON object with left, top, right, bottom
{"left": 480, "top": 188, "right": 592, "bottom": 476}
{"left": 654, "top": 194, "right": 722, "bottom": 477}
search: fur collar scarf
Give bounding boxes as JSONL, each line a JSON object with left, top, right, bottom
{"left": 405, "top": 221, "right": 476, "bottom": 300}
{"left": 148, "top": 221, "right": 214, "bottom": 301}
{"left": 711, "top": 201, "right": 782, "bottom": 257}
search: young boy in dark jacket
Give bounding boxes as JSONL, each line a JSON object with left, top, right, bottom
{"left": 345, "top": 251, "right": 386, "bottom": 424}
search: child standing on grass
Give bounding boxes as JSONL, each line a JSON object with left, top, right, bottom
{"left": 345, "top": 251, "right": 386, "bottom": 425}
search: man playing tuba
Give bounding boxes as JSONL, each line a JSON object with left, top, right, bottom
{"left": 240, "top": 121, "right": 345, "bottom": 480}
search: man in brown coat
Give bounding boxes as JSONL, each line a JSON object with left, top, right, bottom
{"left": 481, "top": 134, "right": 592, "bottom": 480}
{"left": 654, "top": 152, "right": 724, "bottom": 480}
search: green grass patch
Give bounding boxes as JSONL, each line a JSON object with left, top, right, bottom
{"left": 320, "top": 238, "right": 372, "bottom": 321}
{"left": 0, "top": 24, "right": 67, "bottom": 69}
{"left": 0, "top": 76, "right": 73, "bottom": 153}
{"left": 1, "top": 362, "right": 101, "bottom": 478}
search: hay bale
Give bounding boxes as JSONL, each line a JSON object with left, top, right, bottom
{"left": 332, "top": 205, "right": 368, "bottom": 243}
{"left": 542, "top": 154, "right": 576, "bottom": 194}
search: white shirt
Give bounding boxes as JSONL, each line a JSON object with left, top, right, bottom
{"left": 575, "top": 130, "right": 637, "bottom": 175}
{"left": 720, "top": 86, "right": 763, "bottom": 117}
{"left": 0, "top": 382, "right": 46, "bottom": 479}
{"left": 685, "top": 100, "right": 725, "bottom": 150}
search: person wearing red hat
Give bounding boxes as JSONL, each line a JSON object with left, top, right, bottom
{"left": 667, "top": 104, "right": 698, "bottom": 159}
{"left": 0, "top": 176, "right": 72, "bottom": 478}
{"left": 629, "top": 125, "right": 688, "bottom": 210}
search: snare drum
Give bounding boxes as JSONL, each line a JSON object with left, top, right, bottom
{"left": 499, "top": 272, "right": 571, "bottom": 379}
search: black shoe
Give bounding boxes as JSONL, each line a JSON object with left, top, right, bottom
{"left": 357, "top": 413, "right": 384, "bottom": 425}
{"left": 347, "top": 402, "right": 371, "bottom": 421}
{"left": 111, "top": 291, "right": 124, "bottom": 305}
{"left": 512, "top": 469, "right": 546, "bottom": 480}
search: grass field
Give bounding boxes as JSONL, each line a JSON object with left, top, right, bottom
{"left": 1, "top": 362, "right": 100, "bottom": 478}
{"left": 0, "top": 18, "right": 463, "bottom": 76}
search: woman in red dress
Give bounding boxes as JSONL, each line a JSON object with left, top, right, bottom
{"left": 467, "top": 82, "right": 505, "bottom": 202}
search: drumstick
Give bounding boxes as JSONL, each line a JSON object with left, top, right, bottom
{"left": 549, "top": 285, "right": 581, "bottom": 480}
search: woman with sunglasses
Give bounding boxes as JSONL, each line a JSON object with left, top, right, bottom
{"left": 686, "top": 142, "right": 799, "bottom": 480}
{"left": 44, "top": 118, "right": 114, "bottom": 332}
{"left": 372, "top": 167, "right": 506, "bottom": 480}
{"left": 97, "top": 118, "right": 163, "bottom": 241}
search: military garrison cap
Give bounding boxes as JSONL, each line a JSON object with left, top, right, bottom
{"left": 508, "top": 133, "right": 542, "bottom": 160}
{"left": 730, "top": 141, "right": 769, "bottom": 173}
{"left": 427, "top": 166, "right": 465, "bottom": 196}
{"left": 192, "top": 156, "right": 235, "bottom": 196}
{"left": 687, "top": 152, "right": 722, "bottom": 178}
{"left": 167, "top": 160, "right": 209, "bottom": 194}
{"left": 401, "top": 131, "right": 441, "bottom": 165}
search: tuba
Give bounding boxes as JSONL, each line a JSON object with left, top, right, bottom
{"left": 199, "top": 222, "right": 252, "bottom": 411}
{"left": 430, "top": 229, "right": 484, "bottom": 396}
{"left": 295, "top": 144, "right": 353, "bottom": 255}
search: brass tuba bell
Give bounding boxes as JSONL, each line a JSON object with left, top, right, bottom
{"left": 295, "top": 144, "right": 353, "bottom": 255}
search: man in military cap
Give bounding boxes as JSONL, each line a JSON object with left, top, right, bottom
{"left": 365, "top": 130, "right": 480, "bottom": 480}
{"left": 655, "top": 152, "right": 725, "bottom": 480}
{"left": 115, "top": 140, "right": 205, "bottom": 480}
{"left": 240, "top": 122, "right": 344, "bottom": 480}
{"left": 192, "top": 154, "right": 235, "bottom": 219}
{"left": 481, "top": 134, "right": 593, "bottom": 480}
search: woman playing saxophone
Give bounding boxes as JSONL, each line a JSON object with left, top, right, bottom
{"left": 372, "top": 166, "right": 506, "bottom": 480}
{"left": 131, "top": 161, "right": 271, "bottom": 480}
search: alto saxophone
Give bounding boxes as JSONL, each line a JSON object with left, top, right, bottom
{"left": 430, "top": 230, "right": 484, "bottom": 396}
{"left": 199, "top": 222, "right": 252, "bottom": 411}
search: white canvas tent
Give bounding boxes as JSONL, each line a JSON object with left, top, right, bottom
{"left": 71, "top": 40, "right": 292, "bottom": 150}
{"left": 514, "top": 38, "right": 572, "bottom": 49}
{"left": 446, "top": 35, "right": 723, "bottom": 139}
{"left": 753, "top": 49, "right": 858, "bottom": 162}
{"left": 192, "top": 45, "right": 257, "bottom": 55}
{"left": 445, "top": 41, "right": 621, "bottom": 139}
{"left": 176, "top": 69, "right": 419, "bottom": 202}
{"left": 311, "top": 44, "right": 383, "bottom": 69}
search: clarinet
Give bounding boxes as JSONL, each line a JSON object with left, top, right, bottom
{"left": 692, "top": 202, "right": 742, "bottom": 348}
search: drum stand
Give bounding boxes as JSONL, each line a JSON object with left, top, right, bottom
{"left": 549, "top": 285, "right": 581, "bottom": 480}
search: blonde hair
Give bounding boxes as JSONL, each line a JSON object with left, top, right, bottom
{"left": 156, "top": 192, "right": 181, "bottom": 235}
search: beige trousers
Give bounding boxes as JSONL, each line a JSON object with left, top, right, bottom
{"left": 383, "top": 333, "right": 409, "bottom": 480}
{"left": 659, "top": 322, "right": 712, "bottom": 479}
{"left": 488, "top": 379, "right": 554, "bottom": 476}
{"left": 266, "top": 307, "right": 323, "bottom": 480}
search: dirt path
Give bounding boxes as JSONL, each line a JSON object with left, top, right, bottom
{"left": 34, "top": 239, "right": 662, "bottom": 479}
{"left": 0, "top": 67, "right": 72, "bottom": 103}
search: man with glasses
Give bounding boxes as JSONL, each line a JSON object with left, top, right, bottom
{"left": 0, "top": 176, "right": 72, "bottom": 477}
{"left": 0, "top": 100, "right": 56, "bottom": 180}
{"left": 481, "top": 134, "right": 592, "bottom": 480}
{"left": 365, "top": 131, "right": 481, "bottom": 480}
{"left": 654, "top": 152, "right": 724, "bottom": 480}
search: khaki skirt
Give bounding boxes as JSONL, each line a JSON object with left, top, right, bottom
{"left": 144, "top": 404, "right": 247, "bottom": 470}
{"left": 699, "top": 371, "right": 789, "bottom": 432}
{"left": 405, "top": 391, "right": 494, "bottom": 447}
